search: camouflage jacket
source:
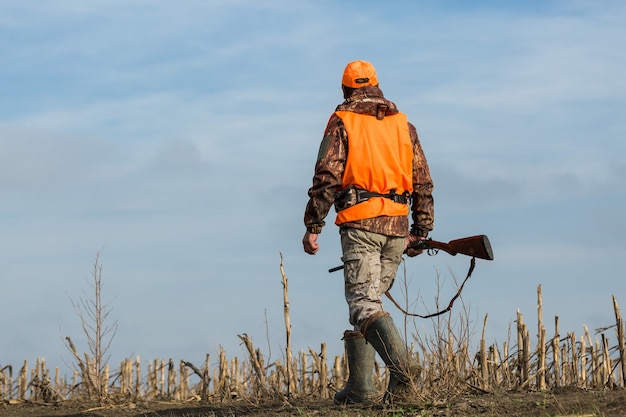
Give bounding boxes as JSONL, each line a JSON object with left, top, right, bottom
{"left": 304, "top": 86, "right": 434, "bottom": 237}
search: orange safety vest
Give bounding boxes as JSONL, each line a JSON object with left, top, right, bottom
{"left": 334, "top": 110, "right": 413, "bottom": 225}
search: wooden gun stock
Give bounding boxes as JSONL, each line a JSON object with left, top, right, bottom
{"left": 412, "top": 235, "right": 494, "bottom": 261}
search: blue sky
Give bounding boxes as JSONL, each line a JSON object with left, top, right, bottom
{"left": 1, "top": 0, "right": 625, "bottom": 377}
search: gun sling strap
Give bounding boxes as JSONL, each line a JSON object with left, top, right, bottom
{"left": 385, "top": 257, "right": 476, "bottom": 319}
{"left": 329, "top": 234, "right": 493, "bottom": 318}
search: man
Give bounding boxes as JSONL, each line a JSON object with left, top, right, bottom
{"left": 302, "top": 60, "right": 434, "bottom": 403}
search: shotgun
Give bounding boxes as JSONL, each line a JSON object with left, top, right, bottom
{"left": 415, "top": 234, "right": 493, "bottom": 260}
{"left": 328, "top": 234, "right": 493, "bottom": 273}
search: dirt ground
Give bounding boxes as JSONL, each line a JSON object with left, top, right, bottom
{"left": 2, "top": 388, "right": 625, "bottom": 417}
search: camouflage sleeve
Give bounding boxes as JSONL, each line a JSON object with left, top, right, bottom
{"left": 408, "top": 123, "right": 434, "bottom": 237}
{"left": 303, "top": 114, "right": 347, "bottom": 233}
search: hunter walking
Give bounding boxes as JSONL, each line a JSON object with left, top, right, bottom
{"left": 302, "top": 60, "right": 435, "bottom": 403}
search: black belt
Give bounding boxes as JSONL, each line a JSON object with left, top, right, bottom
{"left": 335, "top": 186, "right": 411, "bottom": 212}
{"left": 355, "top": 188, "right": 411, "bottom": 204}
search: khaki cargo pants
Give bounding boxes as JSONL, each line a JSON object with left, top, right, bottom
{"left": 340, "top": 227, "right": 405, "bottom": 331}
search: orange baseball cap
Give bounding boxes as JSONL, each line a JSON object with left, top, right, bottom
{"left": 342, "top": 60, "right": 378, "bottom": 88}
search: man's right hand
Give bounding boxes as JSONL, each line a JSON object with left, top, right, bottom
{"left": 302, "top": 231, "right": 320, "bottom": 255}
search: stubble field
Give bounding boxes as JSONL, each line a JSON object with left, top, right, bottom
{"left": 3, "top": 388, "right": 626, "bottom": 417}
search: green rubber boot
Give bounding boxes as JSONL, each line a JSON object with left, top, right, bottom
{"left": 363, "top": 313, "right": 419, "bottom": 402}
{"left": 333, "top": 330, "right": 378, "bottom": 404}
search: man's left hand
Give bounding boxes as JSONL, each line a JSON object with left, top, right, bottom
{"left": 404, "top": 234, "right": 425, "bottom": 257}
